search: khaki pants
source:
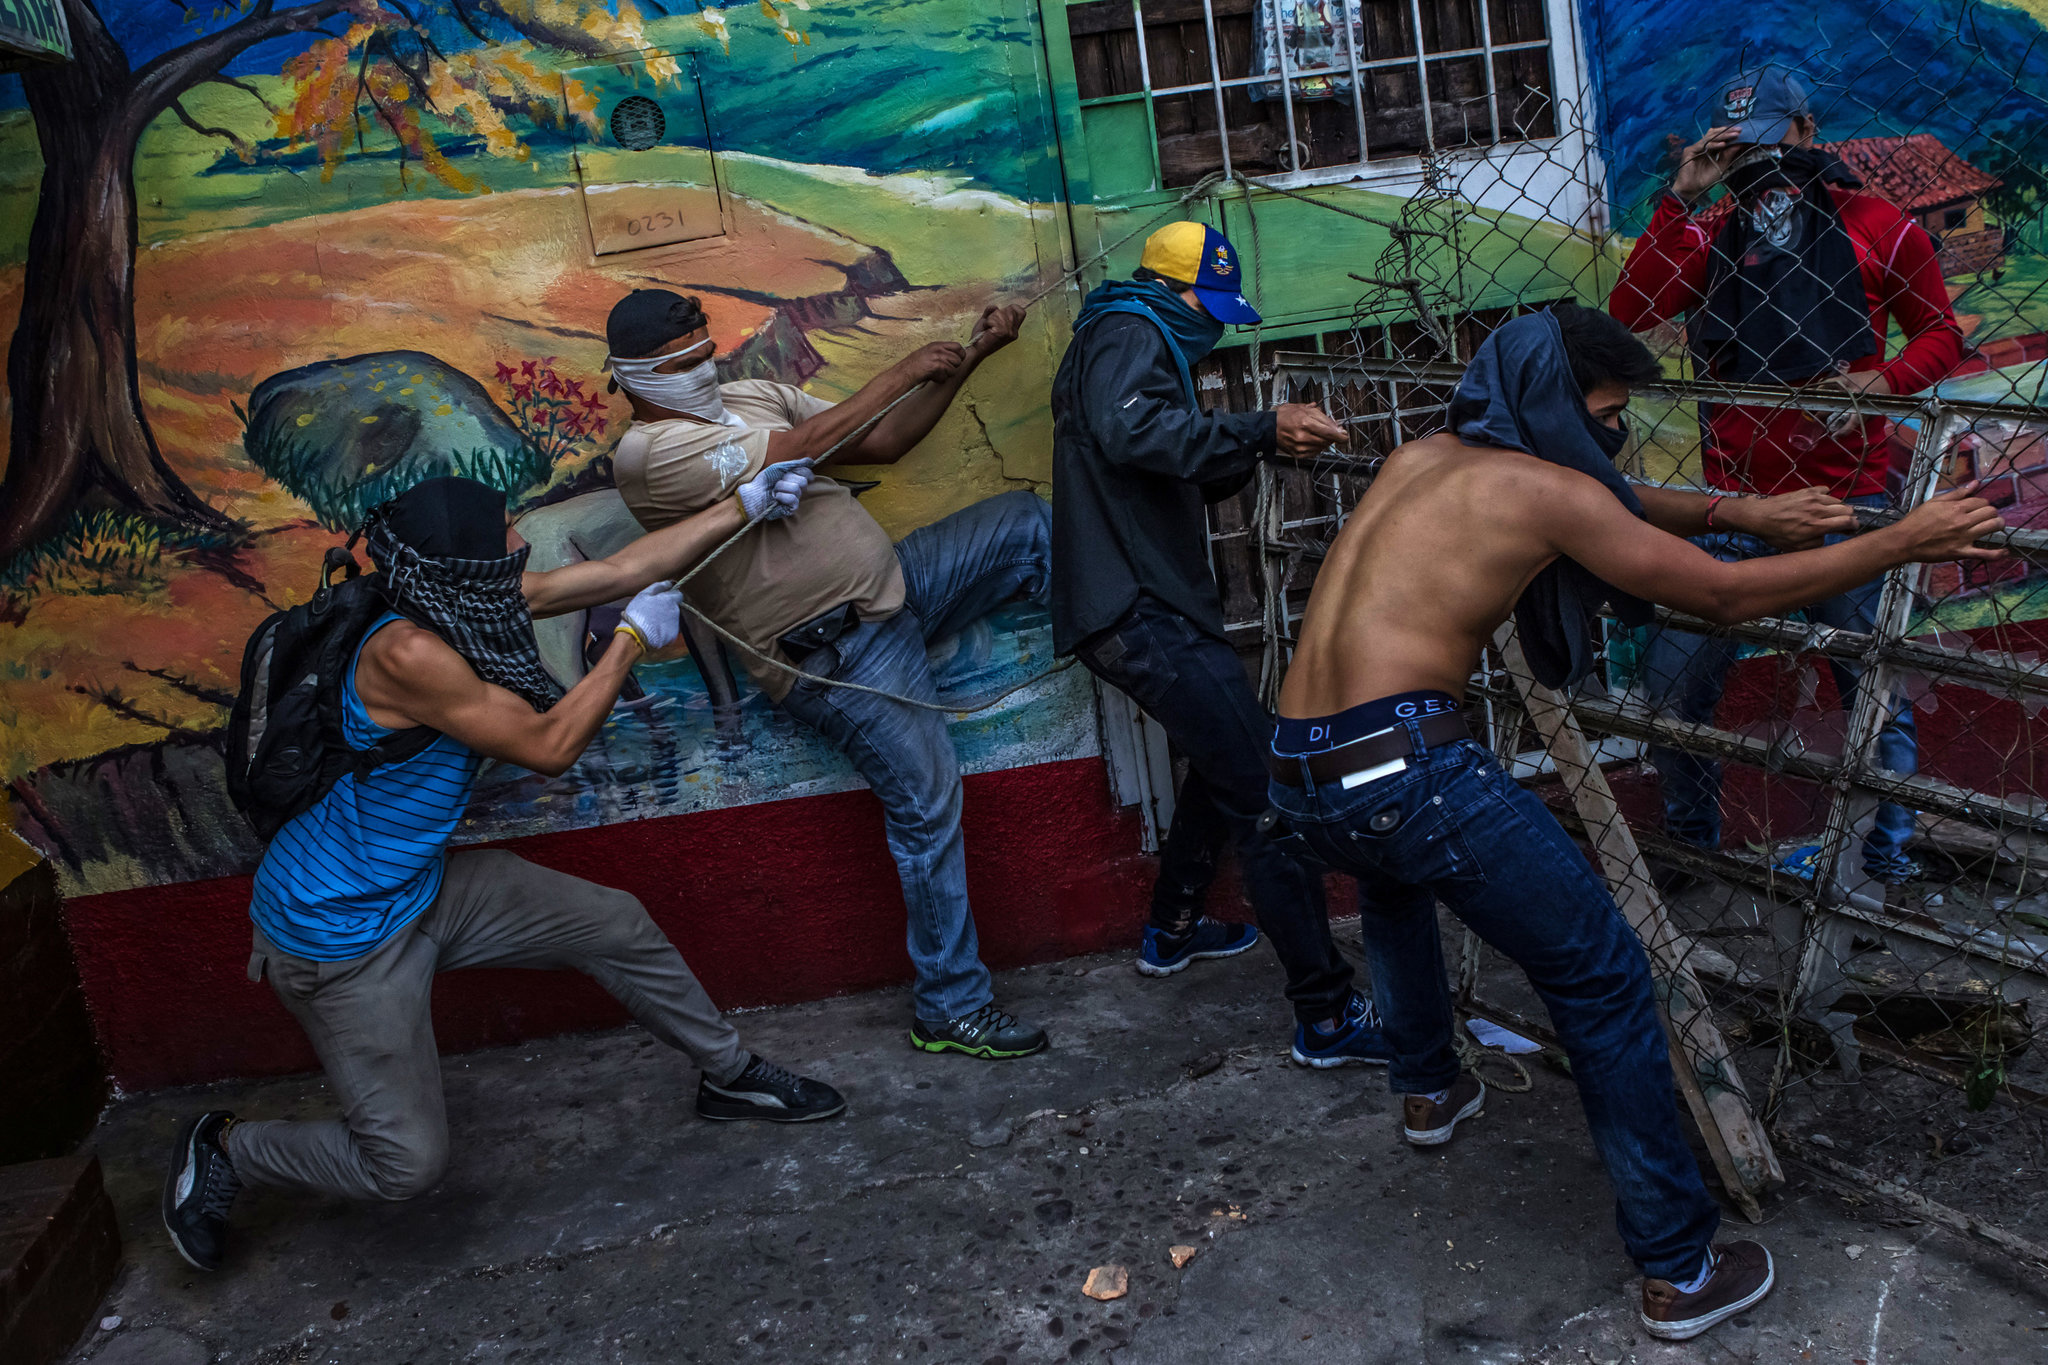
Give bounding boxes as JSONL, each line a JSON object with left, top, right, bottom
{"left": 229, "top": 850, "right": 747, "bottom": 1201}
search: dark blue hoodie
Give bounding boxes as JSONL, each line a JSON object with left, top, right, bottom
{"left": 1448, "top": 310, "right": 1654, "bottom": 687}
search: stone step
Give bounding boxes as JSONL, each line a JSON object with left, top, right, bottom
{"left": 0, "top": 1155, "right": 121, "bottom": 1365}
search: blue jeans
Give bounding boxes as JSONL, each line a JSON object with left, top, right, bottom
{"left": 1267, "top": 735, "right": 1721, "bottom": 1279}
{"left": 1640, "top": 495, "right": 1917, "bottom": 878}
{"left": 777, "top": 491, "right": 1052, "bottom": 1023}
{"left": 1077, "top": 599, "right": 1355, "bottom": 1026}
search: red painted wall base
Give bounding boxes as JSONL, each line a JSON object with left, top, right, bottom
{"left": 66, "top": 757, "right": 1156, "bottom": 1092}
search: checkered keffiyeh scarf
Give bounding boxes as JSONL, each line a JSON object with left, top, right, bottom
{"left": 362, "top": 512, "right": 564, "bottom": 713}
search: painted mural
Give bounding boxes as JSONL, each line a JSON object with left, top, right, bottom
{"left": 0, "top": 0, "right": 1093, "bottom": 897}
{"left": 12, "top": 0, "right": 2047, "bottom": 901}
{"left": 1583, "top": 0, "right": 2048, "bottom": 634}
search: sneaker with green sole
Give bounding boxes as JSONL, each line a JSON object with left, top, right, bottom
{"left": 911, "top": 1003, "right": 1048, "bottom": 1059}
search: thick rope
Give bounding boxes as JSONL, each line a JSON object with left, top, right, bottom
{"left": 1455, "top": 1025, "right": 1536, "bottom": 1093}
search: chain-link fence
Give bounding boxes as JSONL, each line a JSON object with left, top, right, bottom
{"left": 1164, "top": 3, "right": 2048, "bottom": 1256}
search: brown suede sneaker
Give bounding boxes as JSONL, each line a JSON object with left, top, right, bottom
{"left": 1640, "top": 1241, "right": 1775, "bottom": 1341}
{"left": 1401, "top": 1073, "right": 1485, "bottom": 1146}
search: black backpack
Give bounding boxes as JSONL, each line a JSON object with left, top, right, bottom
{"left": 226, "top": 546, "right": 438, "bottom": 840}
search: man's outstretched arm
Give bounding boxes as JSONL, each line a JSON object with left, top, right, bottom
{"left": 1554, "top": 476, "right": 2005, "bottom": 627}
{"left": 760, "top": 342, "right": 969, "bottom": 470}
{"left": 1633, "top": 484, "right": 1856, "bottom": 550}
{"left": 828, "top": 304, "right": 1027, "bottom": 468}
{"left": 522, "top": 498, "right": 747, "bottom": 620}
{"left": 360, "top": 588, "right": 684, "bottom": 776}
{"left": 358, "top": 625, "right": 643, "bottom": 777}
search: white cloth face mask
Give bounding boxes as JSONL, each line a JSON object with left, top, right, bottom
{"left": 607, "top": 340, "right": 743, "bottom": 427}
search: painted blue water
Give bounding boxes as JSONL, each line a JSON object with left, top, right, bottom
{"left": 459, "top": 602, "right": 1098, "bottom": 846}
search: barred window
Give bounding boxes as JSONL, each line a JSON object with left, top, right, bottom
{"left": 1061, "top": 0, "right": 1563, "bottom": 197}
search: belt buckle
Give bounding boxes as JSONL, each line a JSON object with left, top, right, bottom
{"left": 1339, "top": 755, "right": 1407, "bottom": 790}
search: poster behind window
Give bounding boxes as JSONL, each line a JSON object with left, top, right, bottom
{"left": 1250, "top": 0, "right": 1362, "bottom": 102}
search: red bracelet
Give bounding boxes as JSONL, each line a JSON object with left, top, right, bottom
{"left": 1705, "top": 494, "right": 1727, "bottom": 530}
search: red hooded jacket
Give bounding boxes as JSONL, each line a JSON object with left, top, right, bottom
{"left": 1609, "top": 187, "right": 1966, "bottom": 499}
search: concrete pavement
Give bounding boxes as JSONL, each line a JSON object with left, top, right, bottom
{"left": 63, "top": 935, "right": 2048, "bottom": 1363}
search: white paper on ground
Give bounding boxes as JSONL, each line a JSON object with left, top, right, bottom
{"left": 1466, "top": 1019, "right": 1541, "bottom": 1054}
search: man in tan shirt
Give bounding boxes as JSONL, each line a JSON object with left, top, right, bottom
{"left": 603, "top": 288, "right": 1053, "bottom": 1059}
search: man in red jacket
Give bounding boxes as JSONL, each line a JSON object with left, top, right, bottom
{"left": 1609, "top": 65, "right": 1965, "bottom": 882}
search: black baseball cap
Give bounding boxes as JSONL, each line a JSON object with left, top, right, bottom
{"left": 604, "top": 289, "right": 708, "bottom": 359}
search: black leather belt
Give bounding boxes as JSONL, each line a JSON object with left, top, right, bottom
{"left": 1266, "top": 709, "right": 1471, "bottom": 787}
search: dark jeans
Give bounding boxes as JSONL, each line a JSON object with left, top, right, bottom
{"left": 778, "top": 491, "right": 1052, "bottom": 1023}
{"left": 1640, "top": 494, "right": 1917, "bottom": 878}
{"left": 1267, "top": 732, "right": 1720, "bottom": 1280}
{"left": 1078, "top": 599, "right": 1354, "bottom": 1026}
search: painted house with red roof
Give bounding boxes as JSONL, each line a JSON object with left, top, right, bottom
{"left": 1823, "top": 133, "right": 2006, "bottom": 277}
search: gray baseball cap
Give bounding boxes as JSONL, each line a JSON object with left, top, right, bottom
{"left": 1713, "top": 66, "right": 1814, "bottom": 145}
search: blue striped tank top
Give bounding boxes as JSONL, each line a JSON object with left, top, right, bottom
{"left": 249, "top": 613, "right": 480, "bottom": 961}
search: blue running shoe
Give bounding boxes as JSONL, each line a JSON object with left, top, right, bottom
{"left": 1772, "top": 845, "right": 1822, "bottom": 881}
{"left": 1776, "top": 844, "right": 1924, "bottom": 887}
{"left": 1291, "top": 992, "right": 1395, "bottom": 1068}
{"left": 1864, "top": 851, "right": 1924, "bottom": 886}
{"left": 1136, "top": 918, "right": 1260, "bottom": 977}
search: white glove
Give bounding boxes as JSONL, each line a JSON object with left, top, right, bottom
{"left": 616, "top": 583, "right": 684, "bottom": 654}
{"left": 738, "top": 459, "right": 814, "bottom": 522}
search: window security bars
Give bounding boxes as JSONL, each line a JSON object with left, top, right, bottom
{"left": 1062, "top": 0, "right": 1563, "bottom": 193}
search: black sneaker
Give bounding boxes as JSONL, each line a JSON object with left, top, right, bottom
{"left": 911, "top": 1003, "right": 1048, "bottom": 1059}
{"left": 163, "top": 1110, "right": 242, "bottom": 1271}
{"left": 696, "top": 1054, "right": 846, "bottom": 1122}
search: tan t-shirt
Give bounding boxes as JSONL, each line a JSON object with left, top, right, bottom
{"left": 612, "top": 379, "right": 906, "bottom": 699}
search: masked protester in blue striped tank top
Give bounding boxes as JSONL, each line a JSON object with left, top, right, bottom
{"left": 165, "top": 473, "right": 847, "bottom": 1275}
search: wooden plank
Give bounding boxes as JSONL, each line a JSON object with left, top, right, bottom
{"left": 1495, "top": 624, "right": 1785, "bottom": 1218}
{"left": 1158, "top": 124, "right": 1285, "bottom": 180}
{"left": 1781, "top": 1137, "right": 2048, "bottom": 1272}
{"left": 1066, "top": 0, "right": 1257, "bottom": 39}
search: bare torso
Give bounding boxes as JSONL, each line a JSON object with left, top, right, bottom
{"left": 1279, "top": 422, "right": 2003, "bottom": 722}
{"left": 1277, "top": 434, "right": 1564, "bottom": 718}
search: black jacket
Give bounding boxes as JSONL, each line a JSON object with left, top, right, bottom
{"left": 1050, "top": 313, "right": 1276, "bottom": 654}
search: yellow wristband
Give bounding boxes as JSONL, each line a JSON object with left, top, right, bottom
{"left": 614, "top": 622, "right": 651, "bottom": 655}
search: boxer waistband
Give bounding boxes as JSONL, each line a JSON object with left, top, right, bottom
{"left": 1267, "top": 690, "right": 1468, "bottom": 788}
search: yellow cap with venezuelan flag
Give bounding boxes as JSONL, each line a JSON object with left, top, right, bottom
{"left": 1138, "top": 221, "right": 1262, "bottom": 325}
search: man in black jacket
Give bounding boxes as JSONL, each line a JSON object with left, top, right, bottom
{"left": 1051, "top": 222, "right": 1392, "bottom": 1067}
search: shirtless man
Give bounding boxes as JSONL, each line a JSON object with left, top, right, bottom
{"left": 1265, "top": 303, "right": 2002, "bottom": 1341}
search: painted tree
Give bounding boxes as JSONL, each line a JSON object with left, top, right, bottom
{"left": 0, "top": 0, "right": 808, "bottom": 559}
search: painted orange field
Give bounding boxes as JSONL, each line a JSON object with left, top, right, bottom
{"left": 0, "top": 185, "right": 914, "bottom": 779}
